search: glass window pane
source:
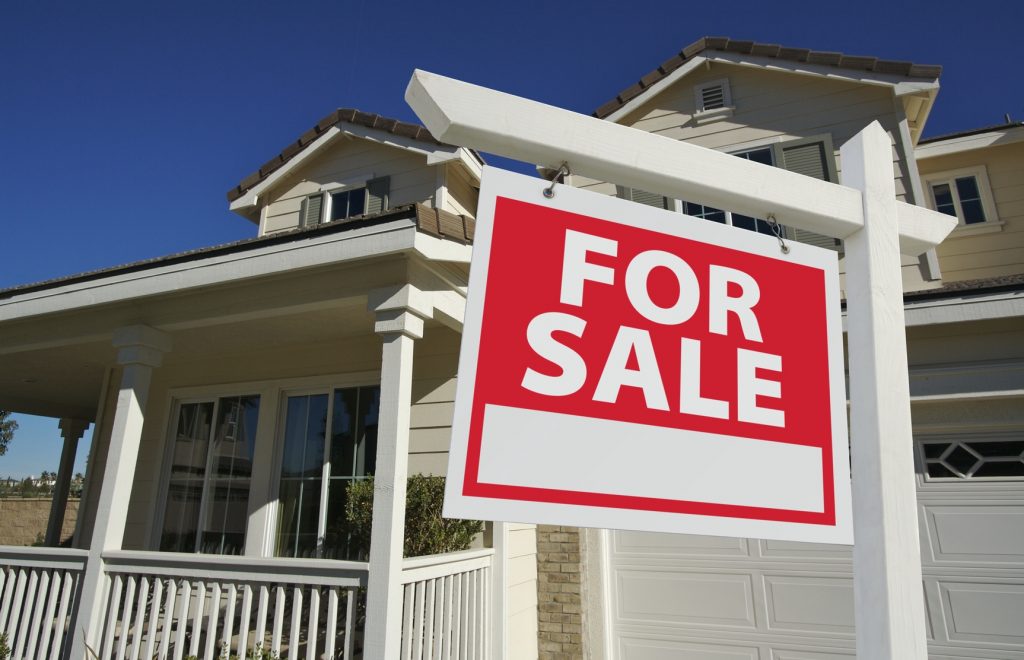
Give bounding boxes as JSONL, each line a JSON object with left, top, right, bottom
{"left": 169, "top": 402, "right": 213, "bottom": 477}
{"left": 330, "top": 190, "right": 350, "bottom": 221}
{"left": 348, "top": 188, "right": 366, "bottom": 217}
{"left": 160, "top": 481, "right": 203, "bottom": 552}
{"left": 931, "top": 183, "right": 957, "bottom": 217}
{"left": 959, "top": 199, "right": 986, "bottom": 224}
{"left": 736, "top": 148, "right": 773, "bottom": 166}
{"left": 331, "top": 389, "right": 359, "bottom": 478}
{"left": 281, "top": 394, "right": 328, "bottom": 478}
{"left": 276, "top": 478, "right": 322, "bottom": 558}
{"left": 357, "top": 387, "right": 380, "bottom": 477}
{"left": 732, "top": 214, "right": 757, "bottom": 232}
{"left": 954, "top": 176, "right": 981, "bottom": 202}
{"left": 200, "top": 479, "right": 250, "bottom": 554}
{"left": 212, "top": 395, "right": 259, "bottom": 477}
{"left": 322, "top": 478, "right": 356, "bottom": 559}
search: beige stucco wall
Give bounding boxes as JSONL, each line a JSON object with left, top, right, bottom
{"left": 917, "top": 140, "right": 1024, "bottom": 282}
{"left": 574, "top": 61, "right": 936, "bottom": 292}
{"left": 261, "top": 137, "right": 439, "bottom": 236}
{"left": 0, "top": 498, "right": 78, "bottom": 546}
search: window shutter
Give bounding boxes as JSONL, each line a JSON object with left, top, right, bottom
{"left": 775, "top": 138, "right": 842, "bottom": 252}
{"left": 365, "top": 176, "right": 390, "bottom": 215}
{"left": 616, "top": 185, "right": 670, "bottom": 210}
{"left": 300, "top": 194, "right": 323, "bottom": 228}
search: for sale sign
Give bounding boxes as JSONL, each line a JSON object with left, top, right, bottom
{"left": 444, "top": 167, "right": 852, "bottom": 544}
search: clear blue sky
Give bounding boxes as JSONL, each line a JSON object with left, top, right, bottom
{"left": 1, "top": 0, "right": 1020, "bottom": 477}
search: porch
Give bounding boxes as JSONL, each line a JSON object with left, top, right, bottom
{"left": 0, "top": 545, "right": 493, "bottom": 659}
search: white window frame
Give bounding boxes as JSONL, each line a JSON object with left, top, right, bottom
{"left": 269, "top": 376, "right": 381, "bottom": 559}
{"left": 320, "top": 179, "right": 371, "bottom": 224}
{"left": 693, "top": 78, "right": 734, "bottom": 124}
{"left": 921, "top": 165, "right": 1002, "bottom": 236}
{"left": 151, "top": 392, "right": 263, "bottom": 555}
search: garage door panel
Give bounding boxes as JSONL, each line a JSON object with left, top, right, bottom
{"left": 619, "top": 637, "right": 759, "bottom": 660}
{"left": 923, "top": 505, "right": 1024, "bottom": 564}
{"left": 762, "top": 575, "right": 855, "bottom": 635}
{"left": 616, "top": 531, "right": 751, "bottom": 558}
{"left": 940, "top": 581, "right": 1024, "bottom": 645}
{"left": 770, "top": 648, "right": 854, "bottom": 659}
{"left": 617, "top": 570, "right": 756, "bottom": 629}
{"left": 758, "top": 539, "right": 852, "bottom": 561}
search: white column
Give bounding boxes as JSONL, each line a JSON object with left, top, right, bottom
{"left": 841, "top": 122, "right": 929, "bottom": 659}
{"left": 363, "top": 298, "right": 424, "bottom": 660}
{"left": 70, "top": 325, "right": 171, "bottom": 660}
{"left": 44, "top": 418, "right": 89, "bottom": 547}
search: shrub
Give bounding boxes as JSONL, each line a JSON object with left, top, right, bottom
{"left": 0, "top": 632, "right": 9, "bottom": 660}
{"left": 346, "top": 475, "right": 484, "bottom": 558}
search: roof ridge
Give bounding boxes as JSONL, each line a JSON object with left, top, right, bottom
{"left": 593, "top": 36, "right": 942, "bottom": 119}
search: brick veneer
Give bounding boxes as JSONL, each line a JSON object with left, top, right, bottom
{"left": 536, "top": 525, "right": 584, "bottom": 659}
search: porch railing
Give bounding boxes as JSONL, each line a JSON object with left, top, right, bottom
{"left": 399, "top": 548, "right": 493, "bottom": 660}
{"left": 0, "top": 546, "right": 87, "bottom": 660}
{"left": 99, "top": 551, "right": 369, "bottom": 660}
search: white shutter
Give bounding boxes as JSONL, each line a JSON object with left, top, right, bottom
{"left": 775, "top": 138, "right": 842, "bottom": 252}
{"left": 300, "top": 194, "right": 324, "bottom": 228}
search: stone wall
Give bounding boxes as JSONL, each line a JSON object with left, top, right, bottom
{"left": 0, "top": 498, "right": 79, "bottom": 546}
{"left": 536, "top": 525, "right": 584, "bottom": 659}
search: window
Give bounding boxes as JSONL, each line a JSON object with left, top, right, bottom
{"left": 694, "top": 79, "right": 733, "bottom": 121}
{"left": 275, "top": 385, "right": 380, "bottom": 559}
{"left": 923, "top": 167, "right": 999, "bottom": 231}
{"left": 299, "top": 176, "right": 391, "bottom": 228}
{"left": 919, "top": 437, "right": 1024, "bottom": 480}
{"left": 159, "top": 395, "right": 260, "bottom": 554}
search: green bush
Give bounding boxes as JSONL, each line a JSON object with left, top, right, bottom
{"left": 0, "top": 632, "right": 9, "bottom": 660}
{"left": 346, "top": 475, "right": 484, "bottom": 558}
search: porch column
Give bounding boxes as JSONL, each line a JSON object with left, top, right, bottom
{"left": 364, "top": 288, "right": 426, "bottom": 660}
{"left": 44, "top": 418, "right": 89, "bottom": 546}
{"left": 70, "top": 325, "right": 171, "bottom": 660}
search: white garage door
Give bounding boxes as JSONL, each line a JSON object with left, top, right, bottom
{"left": 608, "top": 434, "right": 1024, "bottom": 659}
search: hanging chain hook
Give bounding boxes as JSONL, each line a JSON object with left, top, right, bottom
{"left": 766, "top": 213, "right": 790, "bottom": 254}
{"left": 542, "top": 162, "right": 571, "bottom": 199}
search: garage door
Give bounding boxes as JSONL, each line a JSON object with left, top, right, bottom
{"left": 608, "top": 434, "right": 1024, "bottom": 659}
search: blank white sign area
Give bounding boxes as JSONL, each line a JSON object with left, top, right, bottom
{"left": 477, "top": 404, "right": 824, "bottom": 513}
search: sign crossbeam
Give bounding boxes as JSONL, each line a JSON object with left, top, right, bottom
{"left": 406, "top": 69, "right": 955, "bottom": 256}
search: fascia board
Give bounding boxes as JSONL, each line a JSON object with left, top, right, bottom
{"left": 916, "top": 127, "right": 1024, "bottom": 159}
{"left": 229, "top": 127, "right": 343, "bottom": 211}
{"left": 605, "top": 56, "right": 708, "bottom": 123}
{"left": 0, "top": 220, "right": 420, "bottom": 322}
{"left": 707, "top": 52, "right": 940, "bottom": 92}
{"left": 838, "top": 290, "right": 1024, "bottom": 330}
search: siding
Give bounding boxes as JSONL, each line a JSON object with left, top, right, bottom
{"left": 508, "top": 522, "right": 540, "bottom": 660}
{"left": 444, "top": 162, "right": 479, "bottom": 218}
{"left": 576, "top": 61, "right": 935, "bottom": 293}
{"left": 261, "top": 137, "right": 438, "bottom": 236}
{"left": 917, "top": 140, "right": 1024, "bottom": 282}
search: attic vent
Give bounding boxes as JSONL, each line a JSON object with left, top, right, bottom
{"left": 695, "top": 79, "right": 732, "bottom": 113}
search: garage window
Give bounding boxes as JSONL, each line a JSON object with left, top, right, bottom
{"left": 919, "top": 437, "right": 1024, "bottom": 479}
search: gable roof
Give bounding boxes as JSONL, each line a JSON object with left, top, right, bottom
{"left": 226, "top": 108, "right": 475, "bottom": 203}
{"left": 594, "top": 36, "right": 943, "bottom": 120}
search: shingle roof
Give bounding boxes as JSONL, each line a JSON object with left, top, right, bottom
{"left": 0, "top": 203, "right": 475, "bottom": 300}
{"left": 226, "top": 109, "right": 463, "bottom": 203}
{"left": 593, "top": 36, "right": 943, "bottom": 120}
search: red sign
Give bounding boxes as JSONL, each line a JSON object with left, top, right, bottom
{"left": 444, "top": 167, "right": 852, "bottom": 544}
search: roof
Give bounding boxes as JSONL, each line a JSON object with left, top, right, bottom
{"left": 226, "top": 109, "right": 469, "bottom": 203}
{"left": 902, "top": 273, "right": 1024, "bottom": 302}
{"left": 919, "top": 121, "right": 1024, "bottom": 145}
{"left": 0, "top": 203, "right": 475, "bottom": 301}
{"left": 594, "top": 36, "right": 943, "bottom": 120}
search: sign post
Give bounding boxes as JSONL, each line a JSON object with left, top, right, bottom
{"left": 405, "top": 70, "right": 956, "bottom": 659}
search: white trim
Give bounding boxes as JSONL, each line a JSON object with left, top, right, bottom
{"left": 915, "top": 125, "right": 1024, "bottom": 159}
{"left": 603, "top": 51, "right": 939, "bottom": 124}
{"left": 901, "top": 289, "right": 1024, "bottom": 326}
{"left": 910, "top": 389, "right": 1024, "bottom": 403}
{"left": 229, "top": 127, "right": 343, "bottom": 211}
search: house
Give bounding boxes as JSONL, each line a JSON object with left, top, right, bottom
{"left": 535, "top": 37, "right": 1024, "bottom": 660}
{"left": 0, "top": 35, "right": 1021, "bottom": 660}
{"left": 0, "top": 110, "right": 538, "bottom": 659}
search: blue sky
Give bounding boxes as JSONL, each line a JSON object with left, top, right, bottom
{"left": 1, "top": 0, "right": 1021, "bottom": 476}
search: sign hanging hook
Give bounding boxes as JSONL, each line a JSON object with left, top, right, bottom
{"left": 766, "top": 213, "right": 790, "bottom": 254}
{"left": 542, "top": 162, "right": 571, "bottom": 199}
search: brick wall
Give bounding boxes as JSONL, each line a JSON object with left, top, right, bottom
{"left": 536, "top": 525, "right": 584, "bottom": 659}
{"left": 0, "top": 498, "right": 79, "bottom": 546}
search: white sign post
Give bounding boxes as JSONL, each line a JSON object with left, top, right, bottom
{"left": 405, "top": 70, "right": 956, "bottom": 659}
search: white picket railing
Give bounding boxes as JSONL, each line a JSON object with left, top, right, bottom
{"left": 399, "top": 548, "right": 493, "bottom": 660}
{"left": 0, "top": 546, "right": 87, "bottom": 660}
{"left": 100, "top": 551, "right": 369, "bottom": 660}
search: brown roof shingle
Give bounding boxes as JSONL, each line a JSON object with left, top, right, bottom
{"left": 593, "top": 36, "right": 943, "bottom": 120}
{"left": 226, "top": 109, "right": 465, "bottom": 203}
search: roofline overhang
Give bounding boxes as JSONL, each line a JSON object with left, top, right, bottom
{"left": 0, "top": 220, "right": 471, "bottom": 326}
{"left": 604, "top": 51, "right": 940, "bottom": 124}
{"left": 916, "top": 124, "right": 1024, "bottom": 160}
{"left": 228, "top": 123, "right": 476, "bottom": 217}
